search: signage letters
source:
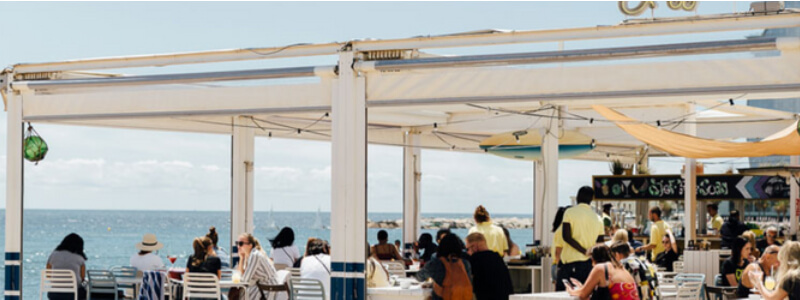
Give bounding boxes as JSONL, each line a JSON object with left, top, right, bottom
{"left": 619, "top": 1, "right": 697, "bottom": 16}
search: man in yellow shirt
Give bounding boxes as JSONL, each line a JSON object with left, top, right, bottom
{"left": 707, "top": 203, "right": 723, "bottom": 234}
{"left": 468, "top": 205, "right": 509, "bottom": 256}
{"left": 558, "top": 186, "right": 604, "bottom": 291}
{"left": 635, "top": 206, "right": 671, "bottom": 261}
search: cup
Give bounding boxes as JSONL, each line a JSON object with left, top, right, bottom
{"left": 400, "top": 280, "right": 412, "bottom": 289}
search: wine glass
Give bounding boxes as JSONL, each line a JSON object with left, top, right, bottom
{"left": 166, "top": 247, "right": 177, "bottom": 270}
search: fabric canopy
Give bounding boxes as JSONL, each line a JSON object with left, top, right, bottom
{"left": 592, "top": 105, "right": 800, "bottom": 158}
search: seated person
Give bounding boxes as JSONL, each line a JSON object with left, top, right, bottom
{"left": 130, "top": 233, "right": 165, "bottom": 271}
{"left": 749, "top": 241, "right": 800, "bottom": 300}
{"left": 371, "top": 230, "right": 403, "bottom": 261}
{"left": 654, "top": 231, "right": 679, "bottom": 272}
{"left": 721, "top": 237, "right": 752, "bottom": 287}
{"left": 736, "top": 245, "right": 780, "bottom": 298}
{"left": 567, "top": 244, "right": 640, "bottom": 300}
{"left": 627, "top": 230, "right": 645, "bottom": 257}
{"left": 416, "top": 234, "right": 473, "bottom": 300}
{"left": 186, "top": 237, "right": 222, "bottom": 278}
{"left": 300, "top": 239, "right": 331, "bottom": 298}
{"left": 755, "top": 227, "right": 782, "bottom": 255}
{"left": 466, "top": 233, "right": 512, "bottom": 300}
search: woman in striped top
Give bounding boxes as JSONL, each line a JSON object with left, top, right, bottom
{"left": 237, "top": 233, "right": 282, "bottom": 300}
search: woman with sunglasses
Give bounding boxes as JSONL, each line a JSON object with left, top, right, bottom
{"left": 654, "top": 230, "right": 679, "bottom": 272}
{"left": 235, "top": 233, "right": 281, "bottom": 300}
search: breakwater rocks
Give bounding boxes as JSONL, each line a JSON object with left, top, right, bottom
{"left": 367, "top": 217, "right": 533, "bottom": 229}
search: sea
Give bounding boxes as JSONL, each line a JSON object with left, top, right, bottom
{"left": 0, "top": 209, "right": 533, "bottom": 299}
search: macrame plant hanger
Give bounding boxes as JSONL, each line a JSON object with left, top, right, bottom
{"left": 23, "top": 122, "right": 48, "bottom": 165}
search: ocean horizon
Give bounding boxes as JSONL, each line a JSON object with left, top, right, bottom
{"left": 0, "top": 209, "right": 533, "bottom": 299}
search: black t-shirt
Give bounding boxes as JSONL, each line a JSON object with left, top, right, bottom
{"left": 755, "top": 239, "right": 782, "bottom": 255}
{"left": 782, "top": 276, "right": 800, "bottom": 300}
{"left": 721, "top": 258, "right": 749, "bottom": 287}
{"left": 468, "top": 250, "right": 513, "bottom": 300}
{"left": 655, "top": 249, "right": 679, "bottom": 272}
{"left": 186, "top": 255, "right": 222, "bottom": 276}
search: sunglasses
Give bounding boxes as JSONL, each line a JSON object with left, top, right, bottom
{"left": 237, "top": 241, "right": 251, "bottom": 247}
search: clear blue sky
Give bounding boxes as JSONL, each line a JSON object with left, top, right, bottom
{"left": 0, "top": 1, "right": 754, "bottom": 213}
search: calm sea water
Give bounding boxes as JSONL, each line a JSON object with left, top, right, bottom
{"left": 0, "top": 210, "right": 532, "bottom": 299}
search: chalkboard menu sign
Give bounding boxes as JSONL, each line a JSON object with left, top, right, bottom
{"left": 592, "top": 175, "right": 789, "bottom": 200}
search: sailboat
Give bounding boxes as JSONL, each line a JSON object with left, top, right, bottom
{"left": 314, "top": 207, "right": 328, "bottom": 229}
{"left": 266, "top": 205, "right": 278, "bottom": 230}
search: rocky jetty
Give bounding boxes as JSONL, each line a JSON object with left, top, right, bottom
{"left": 367, "top": 217, "right": 533, "bottom": 229}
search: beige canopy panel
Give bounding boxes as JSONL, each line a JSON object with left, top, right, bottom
{"left": 593, "top": 105, "right": 800, "bottom": 158}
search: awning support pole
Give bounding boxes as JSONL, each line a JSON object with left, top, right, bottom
{"left": 536, "top": 106, "right": 560, "bottom": 247}
{"left": 684, "top": 103, "right": 698, "bottom": 247}
{"left": 402, "top": 130, "right": 421, "bottom": 253}
{"left": 230, "top": 116, "right": 255, "bottom": 267}
{"left": 4, "top": 82, "right": 23, "bottom": 300}
{"left": 330, "top": 50, "right": 367, "bottom": 300}
{"left": 791, "top": 156, "right": 799, "bottom": 239}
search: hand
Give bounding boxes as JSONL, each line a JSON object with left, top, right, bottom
{"left": 635, "top": 247, "right": 641, "bottom": 253}
{"left": 749, "top": 270, "right": 764, "bottom": 287}
{"left": 570, "top": 278, "right": 583, "bottom": 289}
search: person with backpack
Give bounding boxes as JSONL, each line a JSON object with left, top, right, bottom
{"left": 416, "top": 233, "right": 473, "bottom": 300}
{"left": 611, "top": 241, "right": 657, "bottom": 300}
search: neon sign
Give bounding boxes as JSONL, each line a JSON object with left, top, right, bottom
{"left": 619, "top": 1, "right": 697, "bottom": 16}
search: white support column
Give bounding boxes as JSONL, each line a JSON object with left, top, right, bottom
{"left": 537, "top": 106, "right": 560, "bottom": 246}
{"left": 5, "top": 80, "right": 23, "bottom": 300}
{"left": 330, "top": 50, "right": 367, "bottom": 300}
{"left": 230, "top": 116, "right": 255, "bottom": 267}
{"left": 533, "top": 161, "right": 545, "bottom": 243}
{"left": 402, "top": 130, "right": 421, "bottom": 253}
{"left": 791, "top": 156, "right": 799, "bottom": 239}
{"left": 635, "top": 151, "right": 650, "bottom": 228}
{"left": 684, "top": 103, "right": 697, "bottom": 247}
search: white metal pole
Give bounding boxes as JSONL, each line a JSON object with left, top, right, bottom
{"left": 330, "top": 50, "right": 367, "bottom": 300}
{"left": 791, "top": 155, "right": 799, "bottom": 239}
{"left": 539, "top": 106, "right": 560, "bottom": 248}
{"left": 4, "top": 82, "right": 23, "bottom": 300}
{"left": 402, "top": 130, "right": 421, "bottom": 252}
{"left": 684, "top": 103, "right": 698, "bottom": 247}
{"left": 534, "top": 161, "right": 545, "bottom": 243}
{"left": 230, "top": 116, "right": 255, "bottom": 267}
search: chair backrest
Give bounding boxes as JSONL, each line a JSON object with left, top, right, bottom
{"left": 381, "top": 261, "right": 406, "bottom": 277}
{"left": 675, "top": 273, "right": 705, "bottom": 283}
{"left": 257, "top": 281, "right": 290, "bottom": 300}
{"left": 675, "top": 281, "right": 703, "bottom": 298}
{"left": 220, "top": 269, "right": 233, "bottom": 282}
{"left": 40, "top": 269, "right": 78, "bottom": 300}
{"left": 110, "top": 266, "right": 138, "bottom": 278}
{"left": 288, "top": 277, "right": 325, "bottom": 300}
{"left": 288, "top": 267, "right": 302, "bottom": 278}
{"left": 672, "top": 261, "right": 684, "bottom": 273}
{"left": 183, "top": 273, "right": 220, "bottom": 300}
{"left": 274, "top": 263, "right": 290, "bottom": 271}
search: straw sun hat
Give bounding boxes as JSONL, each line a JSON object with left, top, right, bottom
{"left": 136, "top": 233, "right": 164, "bottom": 251}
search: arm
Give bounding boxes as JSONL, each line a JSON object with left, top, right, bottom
{"left": 739, "top": 264, "right": 755, "bottom": 289}
{"left": 80, "top": 265, "right": 85, "bottom": 282}
{"left": 562, "top": 223, "right": 587, "bottom": 255}
{"left": 666, "top": 230, "right": 678, "bottom": 253}
{"left": 725, "top": 274, "right": 737, "bottom": 287}
{"left": 567, "top": 264, "right": 604, "bottom": 300}
{"left": 393, "top": 245, "right": 404, "bottom": 260}
{"left": 554, "top": 247, "right": 562, "bottom": 264}
{"left": 749, "top": 271, "right": 790, "bottom": 300}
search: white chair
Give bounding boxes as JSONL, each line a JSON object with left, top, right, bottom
{"left": 182, "top": 273, "right": 220, "bottom": 300}
{"left": 274, "top": 263, "right": 290, "bottom": 271}
{"left": 87, "top": 270, "right": 118, "bottom": 300}
{"left": 288, "top": 267, "right": 302, "bottom": 278}
{"left": 40, "top": 269, "right": 78, "bottom": 300}
{"left": 288, "top": 277, "right": 325, "bottom": 300}
{"left": 672, "top": 261, "right": 684, "bottom": 273}
{"left": 662, "top": 280, "right": 703, "bottom": 299}
{"left": 381, "top": 261, "right": 406, "bottom": 277}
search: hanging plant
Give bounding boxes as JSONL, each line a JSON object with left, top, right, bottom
{"left": 23, "top": 123, "right": 48, "bottom": 165}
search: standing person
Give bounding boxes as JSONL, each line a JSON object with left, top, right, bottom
{"left": 736, "top": 245, "right": 780, "bottom": 298}
{"left": 551, "top": 206, "right": 569, "bottom": 288}
{"left": 371, "top": 230, "right": 404, "bottom": 261}
{"left": 602, "top": 204, "right": 614, "bottom": 236}
{"left": 566, "top": 245, "right": 640, "bottom": 300}
{"left": 130, "top": 233, "right": 165, "bottom": 271}
{"left": 417, "top": 233, "right": 437, "bottom": 263}
{"left": 720, "top": 210, "right": 748, "bottom": 249}
{"left": 270, "top": 227, "right": 301, "bottom": 268}
{"left": 235, "top": 233, "right": 279, "bottom": 300}
{"left": 750, "top": 241, "right": 800, "bottom": 300}
{"left": 468, "top": 205, "right": 509, "bottom": 256}
{"left": 416, "top": 234, "right": 473, "bottom": 300}
{"left": 558, "top": 186, "right": 604, "bottom": 291}
{"left": 756, "top": 227, "right": 782, "bottom": 255}
{"left": 501, "top": 227, "right": 521, "bottom": 257}
{"left": 186, "top": 237, "right": 222, "bottom": 278}
{"left": 300, "top": 238, "right": 331, "bottom": 300}
{"left": 721, "top": 237, "right": 752, "bottom": 287}
{"left": 654, "top": 231, "right": 679, "bottom": 272}
{"left": 206, "top": 227, "right": 230, "bottom": 268}
{"left": 466, "top": 233, "right": 512, "bottom": 300}
{"left": 707, "top": 203, "right": 723, "bottom": 234}
{"left": 46, "top": 233, "right": 88, "bottom": 300}
{"left": 634, "top": 207, "right": 671, "bottom": 261}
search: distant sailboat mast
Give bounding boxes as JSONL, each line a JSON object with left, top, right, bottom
{"left": 267, "top": 205, "right": 278, "bottom": 230}
{"left": 314, "top": 207, "right": 327, "bottom": 229}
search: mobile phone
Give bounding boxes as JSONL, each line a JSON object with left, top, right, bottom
{"left": 562, "top": 279, "right": 573, "bottom": 288}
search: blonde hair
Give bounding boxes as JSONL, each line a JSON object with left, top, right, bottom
{"left": 742, "top": 231, "right": 759, "bottom": 256}
{"left": 239, "top": 233, "right": 263, "bottom": 252}
{"left": 466, "top": 232, "right": 486, "bottom": 244}
{"left": 778, "top": 241, "right": 800, "bottom": 289}
{"left": 611, "top": 229, "right": 628, "bottom": 244}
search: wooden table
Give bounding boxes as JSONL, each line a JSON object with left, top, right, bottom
{"left": 367, "top": 286, "right": 432, "bottom": 300}
{"left": 510, "top": 292, "right": 578, "bottom": 300}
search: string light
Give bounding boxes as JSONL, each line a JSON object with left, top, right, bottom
{"left": 729, "top": 98, "right": 734, "bottom": 106}
{"left": 433, "top": 123, "right": 438, "bottom": 132}
{"left": 297, "top": 129, "right": 302, "bottom": 135}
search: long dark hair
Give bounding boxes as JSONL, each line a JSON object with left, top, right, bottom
{"left": 206, "top": 227, "right": 219, "bottom": 247}
{"left": 553, "top": 206, "right": 570, "bottom": 232}
{"left": 55, "top": 233, "right": 87, "bottom": 260}
{"left": 418, "top": 233, "right": 435, "bottom": 249}
{"left": 270, "top": 227, "right": 295, "bottom": 248}
{"left": 191, "top": 237, "right": 212, "bottom": 267}
{"left": 590, "top": 244, "right": 620, "bottom": 268}
{"left": 731, "top": 236, "right": 750, "bottom": 264}
{"left": 437, "top": 233, "right": 464, "bottom": 259}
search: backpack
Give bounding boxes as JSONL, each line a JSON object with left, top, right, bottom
{"left": 433, "top": 256, "right": 473, "bottom": 300}
{"left": 621, "top": 256, "right": 658, "bottom": 300}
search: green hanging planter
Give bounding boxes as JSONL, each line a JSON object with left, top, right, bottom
{"left": 23, "top": 124, "right": 48, "bottom": 164}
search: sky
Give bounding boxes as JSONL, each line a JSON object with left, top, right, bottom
{"left": 0, "top": 1, "right": 757, "bottom": 214}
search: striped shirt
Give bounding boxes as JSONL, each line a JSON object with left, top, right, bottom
{"left": 241, "top": 249, "right": 278, "bottom": 300}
